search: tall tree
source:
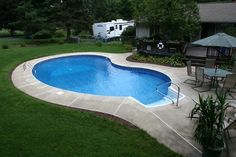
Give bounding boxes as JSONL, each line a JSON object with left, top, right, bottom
{"left": 16, "top": 0, "right": 55, "bottom": 38}
{"left": 118, "top": 0, "right": 133, "bottom": 20}
{"left": 52, "top": 0, "right": 92, "bottom": 40}
{"left": 91, "top": 0, "right": 107, "bottom": 22}
{"left": 91, "top": 0, "right": 120, "bottom": 22}
{"left": 0, "top": 0, "right": 22, "bottom": 36}
{"left": 133, "top": 0, "right": 200, "bottom": 41}
{"left": 15, "top": 0, "right": 92, "bottom": 39}
{"left": 91, "top": 0, "right": 133, "bottom": 22}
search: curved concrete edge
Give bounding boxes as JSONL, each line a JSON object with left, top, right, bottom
{"left": 11, "top": 52, "right": 201, "bottom": 157}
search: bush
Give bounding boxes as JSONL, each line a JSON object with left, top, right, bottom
{"left": 131, "top": 52, "right": 185, "bottom": 67}
{"left": 124, "top": 44, "right": 133, "bottom": 51}
{"left": 95, "top": 41, "right": 103, "bottom": 47}
{"left": 0, "top": 29, "right": 24, "bottom": 37}
{"left": 79, "top": 30, "right": 91, "bottom": 36}
{"left": 121, "top": 26, "right": 135, "bottom": 37}
{"left": 77, "top": 31, "right": 93, "bottom": 41}
{"left": 72, "top": 29, "right": 91, "bottom": 36}
{"left": 58, "top": 40, "right": 64, "bottom": 45}
{"left": 72, "top": 29, "right": 80, "bottom": 36}
{"left": 169, "top": 53, "right": 185, "bottom": 67}
{"left": 54, "top": 29, "right": 65, "bottom": 37}
{"left": 20, "top": 43, "right": 26, "bottom": 47}
{"left": 189, "top": 92, "right": 228, "bottom": 154}
{"left": 0, "top": 29, "right": 10, "bottom": 37}
{"left": 2, "top": 44, "right": 9, "bottom": 49}
{"left": 32, "top": 30, "right": 52, "bottom": 39}
{"left": 220, "top": 62, "right": 233, "bottom": 70}
{"left": 121, "top": 26, "right": 136, "bottom": 45}
{"left": 14, "top": 30, "right": 24, "bottom": 36}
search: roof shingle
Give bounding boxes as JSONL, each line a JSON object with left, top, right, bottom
{"left": 198, "top": 2, "right": 236, "bottom": 23}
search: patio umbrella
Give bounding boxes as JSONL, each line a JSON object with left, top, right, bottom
{"left": 192, "top": 33, "right": 236, "bottom": 48}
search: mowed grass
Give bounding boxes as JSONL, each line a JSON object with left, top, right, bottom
{"left": 0, "top": 38, "right": 182, "bottom": 157}
{"left": 0, "top": 37, "right": 27, "bottom": 47}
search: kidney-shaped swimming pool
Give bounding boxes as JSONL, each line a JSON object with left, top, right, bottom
{"left": 32, "top": 55, "right": 177, "bottom": 106}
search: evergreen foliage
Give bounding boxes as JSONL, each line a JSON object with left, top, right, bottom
{"left": 0, "top": 0, "right": 203, "bottom": 41}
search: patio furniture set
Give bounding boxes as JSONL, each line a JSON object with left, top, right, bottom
{"left": 185, "top": 59, "right": 236, "bottom": 155}
{"left": 186, "top": 33, "right": 236, "bottom": 94}
{"left": 185, "top": 59, "right": 236, "bottom": 94}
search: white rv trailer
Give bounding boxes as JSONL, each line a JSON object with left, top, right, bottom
{"left": 92, "top": 19, "right": 134, "bottom": 39}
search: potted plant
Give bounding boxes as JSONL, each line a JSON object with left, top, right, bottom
{"left": 189, "top": 92, "right": 229, "bottom": 157}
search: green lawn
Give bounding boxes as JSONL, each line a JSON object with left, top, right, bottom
{"left": 0, "top": 38, "right": 182, "bottom": 157}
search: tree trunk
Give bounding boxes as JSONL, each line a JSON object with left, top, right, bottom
{"left": 66, "top": 27, "right": 71, "bottom": 41}
{"left": 10, "top": 29, "right": 14, "bottom": 37}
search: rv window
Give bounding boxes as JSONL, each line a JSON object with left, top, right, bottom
{"left": 119, "top": 25, "right": 122, "bottom": 30}
{"left": 110, "top": 26, "right": 114, "bottom": 31}
{"left": 115, "top": 25, "right": 118, "bottom": 29}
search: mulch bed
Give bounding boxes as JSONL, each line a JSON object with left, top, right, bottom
{"left": 126, "top": 54, "right": 185, "bottom": 67}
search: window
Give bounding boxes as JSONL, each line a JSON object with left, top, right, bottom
{"left": 110, "top": 26, "right": 114, "bottom": 31}
{"left": 119, "top": 25, "right": 122, "bottom": 30}
{"left": 115, "top": 25, "right": 118, "bottom": 29}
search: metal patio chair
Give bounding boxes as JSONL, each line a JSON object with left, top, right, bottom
{"left": 192, "top": 67, "right": 211, "bottom": 92}
{"left": 224, "top": 113, "right": 236, "bottom": 155}
{"left": 184, "top": 60, "right": 196, "bottom": 85}
{"left": 218, "top": 74, "right": 236, "bottom": 99}
{"left": 225, "top": 118, "right": 236, "bottom": 140}
{"left": 232, "top": 62, "right": 236, "bottom": 74}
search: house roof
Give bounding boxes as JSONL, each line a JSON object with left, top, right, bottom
{"left": 198, "top": 2, "right": 236, "bottom": 23}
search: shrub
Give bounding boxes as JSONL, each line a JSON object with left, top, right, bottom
{"left": 121, "top": 26, "right": 136, "bottom": 45}
{"left": 169, "top": 53, "right": 185, "bottom": 67}
{"left": 124, "top": 44, "right": 133, "bottom": 51}
{"left": 0, "top": 29, "right": 24, "bottom": 37}
{"left": 20, "top": 43, "right": 26, "bottom": 47}
{"left": 54, "top": 29, "right": 66, "bottom": 37}
{"left": 0, "top": 29, "right": 10, "bottom": 37}
{"left": 2, "top": 44, "right": 9, "bottom": 49}
{"left": 14, "top": 30, "right": 24, "bottom": 36}
{"left": 131, "top": 52, "right": 185, "bottom": 67}
{"left": 72, "top": 29, "right": 91, "bottom": 36}
{"left": 32, "top": 30, "right": 52, "bottom": 39}
{"left": 72, "top": 29, "right": 80, "bottom": 36}
{"left": 79, "top": 30, "right": 91, "bottom": 36}
{"left": 58, "top": 40, "right": 64, "bottom": 45}
{"left": 189, "top": 92, "right": 228, "bottom": 156}
{"left": 220, "top": 63, "right": 233, "bottom": 70}
{"left": 95, "top": 41, "right": 103, "bottom": 47}
{"left": 121, "top": 26, "right": 135, "bottom": 37}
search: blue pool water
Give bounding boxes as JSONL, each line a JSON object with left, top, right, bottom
{"left": 32, "top": 55, "right": 173, "bottom": 106}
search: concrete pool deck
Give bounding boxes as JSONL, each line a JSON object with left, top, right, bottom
{"left": 12, "top": 52, "right": 236, "bottom": 157}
